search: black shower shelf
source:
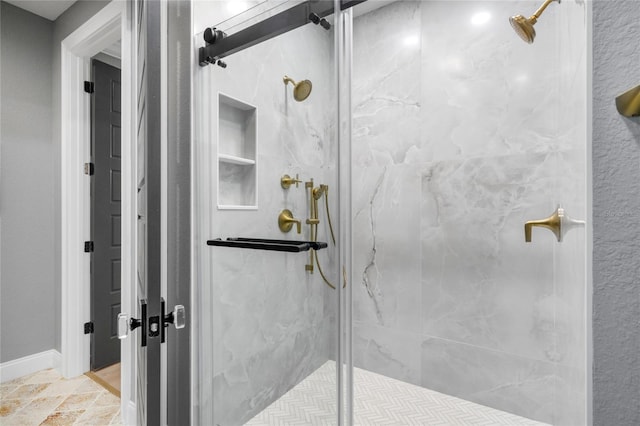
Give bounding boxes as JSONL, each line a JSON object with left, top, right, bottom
{"left": 206, "top": 237, "right": 327, "bottom": 252}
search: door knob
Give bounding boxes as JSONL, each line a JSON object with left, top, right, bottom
{"left": 117, "top": 299, "right": 147, "bottom": 346}
{"left": 525, "top": 205, "right": 585, "bottom": 242}
{"left": 161, "top": 300, "right": 186, "bottom": 343}
{"left": 164, "top": 305, "right": 185, "bottom": 329}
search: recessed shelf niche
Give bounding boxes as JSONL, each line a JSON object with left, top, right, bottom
{"left": 217, "top": 93, "right": 257, "bottom": 209}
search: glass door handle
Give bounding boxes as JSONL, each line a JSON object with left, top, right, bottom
{"left": 525, "top": 205, "right": 585, "bottom": 242}
{"left": 161, "top": 299, "right": 186, "bottom": 343}
{"left": 117, "top": 299, "right": 147, "bottom": 347}
{"left": 164, "top": 305, "right": 186, "bottom": 329}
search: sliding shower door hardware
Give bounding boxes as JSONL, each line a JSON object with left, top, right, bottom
{"left": 83, "top": 162, "right": 94, "bottom": 175}
{"left": 203, "top": 27, "right": 227, "bottom": 45}
{"left": 319, "top": 18, "right": 331, "bottom": 30}
{"left": 84, "top": 241, "right": 94, "bottom": 252}
{"left": 83, "top": 81, "right": 94, "bottom": 94}
{"left": 199, "top": 0, "right": 367, "bottom": 66}
{"left": 309, "top": 12, "right": 321, "bottom": 25}
{"left": 308, "top": 13, "right": 331, "bottom": 30}
{"left": 84, "top": 322, "right": 94, "bottom": 334}
{"left": 341, "top": 0, "right": 367, "bottom": 10}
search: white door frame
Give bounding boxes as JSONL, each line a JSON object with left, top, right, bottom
{"left": 60, "top": 1, "right": 136, "bottom": 423}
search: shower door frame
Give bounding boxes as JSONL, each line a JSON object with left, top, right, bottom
{"left": 335, "top": 3, "right": 354, "bottom": 425}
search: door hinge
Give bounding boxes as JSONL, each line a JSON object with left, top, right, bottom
{"left": 84, "top": 81, "right": 94, "bottom": 94}
{"left": 84, "top": 322, "right": 94, "bottom": 334}
{"left": 84, "top": 241, "right": 94, "bottom": 252}
{"left": 84, "top": 162, "right": 94, "bottom": 175}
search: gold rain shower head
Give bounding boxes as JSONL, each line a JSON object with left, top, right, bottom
{"left": 283, "top": 75, "right": 312, "bottom": 102}
{"left": 509, "top": 0, "right": 560, "bottom": 44}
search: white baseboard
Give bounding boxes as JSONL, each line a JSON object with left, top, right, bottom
{"left": 0, "top": 350, "right": 62, "bottom": 383}
{"left": 123, "top": 400, "right": 136, "bottom": 425}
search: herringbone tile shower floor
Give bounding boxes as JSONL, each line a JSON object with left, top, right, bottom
{"left": 246, "top": 361, "right": 548, "bottom": 426}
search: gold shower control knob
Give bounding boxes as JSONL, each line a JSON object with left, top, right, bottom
{"left": 278, "top": 209, "right": 301, "bottom": 234}
{"left": 281, "top": 174, "right": 302, "bottom": 189}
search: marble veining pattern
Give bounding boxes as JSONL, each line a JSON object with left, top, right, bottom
{"left": 193, "top": 0, "right": 586, "bottom": 424}
{"left": 352, "top": 1, "right": 587, "bottom": 424}
{"left": 194, "top": 2, "right": 339, "bottom": 424}
{"left": 359, "top": 167, "right": 386, "bottom": 323}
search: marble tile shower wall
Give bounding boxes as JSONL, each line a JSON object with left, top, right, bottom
{"left": 194, "top": 3, "right": 338, "bottom": 424}
{"left": 352, "top": 1, "right": 587, "bottom": 425}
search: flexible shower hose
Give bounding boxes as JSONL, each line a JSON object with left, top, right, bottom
{"left": 312, "top": 186, "right": 346, "bottom": 289}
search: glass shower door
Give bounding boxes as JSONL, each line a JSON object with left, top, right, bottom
{"left": 193, "top": 1, "right": 346, "bottom": 424}
{"left": 345, "top": 1, "right": 588, "bottom": 425}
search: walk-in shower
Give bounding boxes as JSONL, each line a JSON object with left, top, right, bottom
{"left": 193, "top": 1, "right": 588, "bottom": 424}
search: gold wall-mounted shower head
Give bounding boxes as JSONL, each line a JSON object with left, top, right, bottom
{"left": 283, "top": 75, "right": 312, "bottom": 101}
{"left": 509, "top": 0, "right": 560, "bottom": 44}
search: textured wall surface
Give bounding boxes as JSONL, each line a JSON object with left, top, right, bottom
{"left": 351, "top": 1, "right": 588, "bottom": 424}
{"left": 0, "top": 2, "right": 55, "bottom": 362}
{"left": 193, "top": 2, "right": 338, "bottom": 424}
{"left": 592, "top": 1, "right": 640, "bottom": 425}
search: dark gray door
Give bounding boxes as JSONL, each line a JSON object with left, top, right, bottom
{"left": 130, "top": 0, "right": 190, "bottom": 423}
{"left": 166, "top": 1, "right": 191, "bottom": 423}
{"left": 90, "top": 59, "right": 122, "bottom": 371}
{"left": 136, "top": 0, "right": 162, "bottom": 424}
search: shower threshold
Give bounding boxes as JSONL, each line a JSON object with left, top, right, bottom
{"left": 246, "top": 361, "right": 549, "bottom": 425}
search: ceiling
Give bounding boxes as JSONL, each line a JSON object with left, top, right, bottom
{"left": 5, "top": 0, "right": 77, "bottom": 21}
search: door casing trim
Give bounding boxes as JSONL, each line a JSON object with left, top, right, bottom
{"left": 60, "top": 1, "right": 135, "bottom": 423}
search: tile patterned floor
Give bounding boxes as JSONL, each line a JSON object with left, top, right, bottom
{"left": 86, "top": 363, "right": 120, "bottom": 397}
{"left": 247, "top": 361, "right": 549, "bottom": 425}
{"left": 0, "top": 369, "right": 121, "bottom": 426}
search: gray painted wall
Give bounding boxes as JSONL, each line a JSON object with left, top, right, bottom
{"left": 0, "top": 2, "right": 56, "bottom": 362}
{"left": 592, "top": 1, "right": 640, "bottom": 425}
{"left": 0, "top": 0, "right": 110, "bottom": 363}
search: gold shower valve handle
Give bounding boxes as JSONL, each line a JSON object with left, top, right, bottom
{"left": 281, "top": 174, "right": 302, "bottom": 189}
{"left": 278, "top": 209, "right": 301, "bottom": 234}
{"left": 525, "top": 209, "right": 561, "bottom": 242}
{"left": 524, "top": 205, "right": 585, "bottom": 243}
